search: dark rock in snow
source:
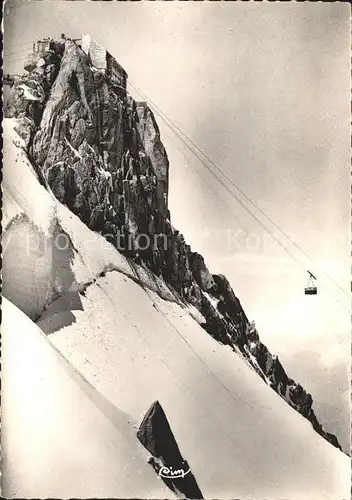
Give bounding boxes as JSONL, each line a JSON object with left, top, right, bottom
{"left": 137, "top": 401, "right": 204, "bottom": 499}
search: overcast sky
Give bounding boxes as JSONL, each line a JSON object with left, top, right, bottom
{"left": 4, "top": 0, "right": 350, "bottom": 450}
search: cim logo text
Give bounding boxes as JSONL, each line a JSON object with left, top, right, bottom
{"left": 159, "top": 465, "right": 191, "bottom": 479}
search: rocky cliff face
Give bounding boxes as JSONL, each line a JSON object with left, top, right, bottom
{"left": 6, "top": 34, "right": 341, "bottom": 451}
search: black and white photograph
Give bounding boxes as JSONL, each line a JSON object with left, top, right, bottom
{"left": 2, "top": 1, "right": 351, "bottom": 498}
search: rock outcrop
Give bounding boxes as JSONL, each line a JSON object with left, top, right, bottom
{"left": 5, "top": 33, "right": 342, "bottom": 451}
{"left": 137, "top": 401, "right": 204, "bottom": 499}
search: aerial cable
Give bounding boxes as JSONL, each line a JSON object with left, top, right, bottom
{"left": 129, "top": 82, "right": 284, "bottom": 235}
{"left": 156, "top": 121, "right": 247, "bottom": 232}
{"left": 160, "top": 117, "right": 350, "bottom": 312}
{"left": 128, "top": 80, "right": 350, "bottom": 302}
{"left": 129, "top": 81, "right": 315, "bottom": 268}
{"left": 157, "top": 119, "right": 350, "bottom": 312}
{"left": 129, "top": 80, "right": 349, "bottom": 299}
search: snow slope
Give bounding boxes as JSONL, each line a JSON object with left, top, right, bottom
{"left": 38, "top": 274, "right": 350, "bottom": 499}
{"left": 1, "top": 298, "right": 171, "bottom": 499}
{"left": 2, "top": 119, "right": 350, "bottom": 498}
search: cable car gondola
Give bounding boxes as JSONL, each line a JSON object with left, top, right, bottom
{"left": 305, "top": 271, "right": 317, "bottom": 295}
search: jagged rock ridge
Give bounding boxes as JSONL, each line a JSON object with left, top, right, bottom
{"left": 5, "top": 33, "right": 341, "bottom": 451}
